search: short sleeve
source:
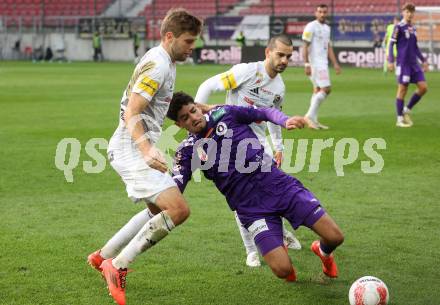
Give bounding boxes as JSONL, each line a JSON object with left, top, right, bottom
{"left": 219, "top": 63, "right": 255, "bottom": 90}
{"left": 132, "top": 61, "right": 165, "bottom": 101}
{"left": 302, "top": 22, "right": 314, "bottom": 42}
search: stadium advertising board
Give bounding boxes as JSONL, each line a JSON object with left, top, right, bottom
{"left": 333, "top": 15, "right": 394, "bottom": 40}
{"left": 205, "top": 16, "right": 269, "bottom": 41}
{"left": 269, "top": 16, "right": 314, "bottom": 39}
{"left": 241, "top": 46, "right": 440, "bottom": 69}
{"left": 205, "top": 16, "right": 244, "bottom": 40}
{"left": 199, "top": 46, "right": 242, "bottom": 64}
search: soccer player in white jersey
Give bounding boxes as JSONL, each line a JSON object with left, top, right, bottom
{"left": 195, "top": 35, "right": 302, "bottom": 268}
{"left": 87, "top": 9, "right": 202, "bottom": 305}
{"left": 302, "top": 4, "right": 341, "bottom": 130}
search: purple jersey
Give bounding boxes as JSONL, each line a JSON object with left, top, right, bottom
{"left": 389, "top": 21, "right": 425, "bottom": 66}
{"left": 172, "top": 105, "right": 288, "bottom": 211}
{"left": 172, "top": 105, "right": 326, "bottom": 256}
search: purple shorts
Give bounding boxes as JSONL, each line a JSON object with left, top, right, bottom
{"left": 396, "top": 64, "right": 425, "bottom": 84}
{"left": 235, "top": 167, "right": 326, "bottom": 256}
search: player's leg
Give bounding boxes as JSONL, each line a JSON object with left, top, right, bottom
{"left": 112, "top": 186, "right": 189, "bottom": 270}
{"left": 282, "top": 180, "right": 342, "bottom": 278}
{"left": 309, "top": 213, "right": 344, "bottom": 278}
{"left": 395, "top": 83, "right": 411, "bottom": 127}
{"left": 239, "top": 214, "right": 297, "bottom": 281}
{"left": 101, "top": 187, "right": 188, "bottom": 305}
{"left": 263, "top": 246, "right": 296, "bottom": 281}
{"left": 305, "top": 86, "right": 320, "bottom": 130}
{"left": 282, "top": 221, "right": 301, "bottom": 250}
{"left": 403, "top": 71, "right": 428, "bottom": 126}
{"left": 305, "top": 67, "right": 331, "bottom": 129}
{"left": 88, "top": 207, "right": 156, "bottom": 271}
{"left": 234, "top": 211, "right": 260, "bottom": 267}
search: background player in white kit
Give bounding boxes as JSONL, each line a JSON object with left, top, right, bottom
{"left": 195, "top": 35, "right": 302, "bottom": 268}
{"left": 87, "top": 9, "right": 202, "bottom": 305}
{"left": 302, "top": 4, "right": 341, "bottom": 130}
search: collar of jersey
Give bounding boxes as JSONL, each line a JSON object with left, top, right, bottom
{"left": 158, "top": 44, "right": 173, "bottom": 64}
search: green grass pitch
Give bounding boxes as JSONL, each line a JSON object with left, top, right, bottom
{"left": 1, "top": 61, "right": 439, "bottom": 305}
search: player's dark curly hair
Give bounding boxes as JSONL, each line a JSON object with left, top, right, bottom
{"left": 167, "top": 91, "right": 195, "bottom": 121}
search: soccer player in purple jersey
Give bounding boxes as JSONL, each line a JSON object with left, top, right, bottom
{"left": 167, "top": 92, "right": 344, "bottom": 281}
{"left": 388, "top": 3, "right": 429, "bottom": 128}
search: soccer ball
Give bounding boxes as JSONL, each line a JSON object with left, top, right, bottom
{"left": 348, "top": 276, "right": 389, "bottom": 305}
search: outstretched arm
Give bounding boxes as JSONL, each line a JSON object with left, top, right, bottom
{"left": 231, "top": 106, "right": 305, "bottom": 130}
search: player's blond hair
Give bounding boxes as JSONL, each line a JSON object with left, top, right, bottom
{"left": 160, "top": 8, "right": 203, "bottom": 39}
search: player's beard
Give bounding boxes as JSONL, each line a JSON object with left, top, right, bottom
{"left": 171, "top": 43, "right": 191, "bottom": 62}
{"left": 271, "top": 60, "right": 286, "bottom": 73}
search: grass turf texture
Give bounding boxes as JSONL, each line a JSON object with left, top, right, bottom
{"left": 1, "top": 61, "right": 439, "bottom": 305}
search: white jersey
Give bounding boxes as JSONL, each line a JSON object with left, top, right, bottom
{"left": 194, "top": 61, "right": 285, "bottom": 152}
{"left": 118, "top": 45, "right": 176, "bottom": 143}
{"left": 302, "top": 20, "right": 331, "bottom": 67}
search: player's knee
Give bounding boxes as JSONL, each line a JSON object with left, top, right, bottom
{"left": 323, "top": 88, "right": 331, "bottom": 95}
{"left": 176, "top": 201, "right": 191, "bottom": 222}
{"left": 419, "top": 85, "right": 428, "bottom": 96}
{"left": 272, "top": 264, "right": 293, "bottom": 279}
{"left": 167, "top": 199, "right": 190, "bottom": 225}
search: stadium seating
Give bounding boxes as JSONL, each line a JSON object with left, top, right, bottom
{"left": 141, "top": 0, "right": 240, "bottom": 20}
{"left": 0, "top": 0, "right": 112, "bottom": 26}
{"left": 239, "top": 0, "right": 440, "bottom": 16}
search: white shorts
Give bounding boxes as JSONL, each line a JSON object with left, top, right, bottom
{"left": 107, "top": 126, "right": 176, "bottom": 203}
{"left": 309, "top": 66, "right": 331, "bottom": 88}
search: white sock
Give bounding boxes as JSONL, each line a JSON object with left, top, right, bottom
{"left": 397, "top": 115, "right": 404, "bottom": 122}
{"left": 305, "top": 91, "right": 327, "bottom": 122}
{"left": 234, "top": 211, "right": 258, "bottom": 255}
{"left": 112, "top": 212, "right": 175, "bottom": 269}
{"left": 403, "top": 106, "right": 410, "bottom": 113}
{"left": 100, "top": 208, "right": 154, "bottom": 259}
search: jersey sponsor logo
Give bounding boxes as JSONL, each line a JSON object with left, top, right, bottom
{"left": 313, "top": 207, "right": 322, "bottom": 215}
{"left": 220, "top": 72, "right": 238, "bottom": 90}
{"left": 211, "top": 107, "right": 226, "bottom": 122}
{"left": 248, "top": 219, "right": 269, "bottom": 238}
{"left": 244, "top": 96, "right": 254, "bottom": 105}
{"left": 274, "top": 94, "right": 281, "bottom": 103}
{"left": 215, "top": 122, "right": 228, "bottom": 136}
{"left": 261, "top": 87, "right": 274, "bottom": 95}
{"left": 250, "top": 87, "right": 259, "bottom": 96}
{"left": 137, "top": 76, "right": 159, "bottom": 96}
{"left": 404, "top": 30, "right": 410, "bottom": 39}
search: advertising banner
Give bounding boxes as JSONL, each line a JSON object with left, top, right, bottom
{"left": 199, "top": 46, "right": 242, "bottom": 65}
{"left": 269, "top": 16, "right": 314, "bottom": 39}
{"left": 333, "top": 15, "right": 394, "bottom": 40}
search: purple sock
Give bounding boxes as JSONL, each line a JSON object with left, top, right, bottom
{"left": 320, "top": 242, "right": 336, "bottom": 255}
{"left": 396, "top": 98, "right": 404, "bottom": 116}
{"left": 407, "top": 93, "right": 421, "bottom": 110}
